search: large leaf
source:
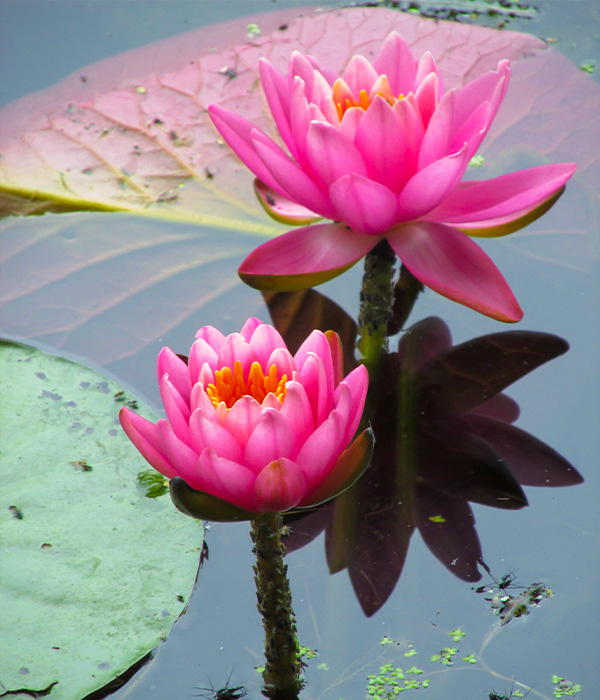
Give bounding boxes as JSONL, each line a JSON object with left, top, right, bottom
{"left": 0, "top": 341, "right": 202, "bottom": 699}
{"left": 0, "top": 5, "right": 567, "bottom": 228}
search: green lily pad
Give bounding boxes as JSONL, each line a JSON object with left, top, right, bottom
{"left": 0, "top": 341, "right": 203, "bottom": 699}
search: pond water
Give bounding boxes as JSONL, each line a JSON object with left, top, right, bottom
{"left": 1, "top": 2, "right": 598, "bottom": 700}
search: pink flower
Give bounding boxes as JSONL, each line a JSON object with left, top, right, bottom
{"left": 120, "top": 319, "right": 372, "bottom": 520}
{"left": 209, "top": 33, "right": 576, "bottom": 323}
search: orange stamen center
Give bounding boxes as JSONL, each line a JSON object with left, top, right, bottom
{"left": 332, "top": 75, "right": 404, "bottom": 121}
{"left": 206, "top": 360, "right": 287, "bottom": 409}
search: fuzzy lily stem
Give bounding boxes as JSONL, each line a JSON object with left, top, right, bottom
{"left": 251, "top": 512, "right": 302, "bottom": 700}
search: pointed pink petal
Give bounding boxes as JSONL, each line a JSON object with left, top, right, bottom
{"left": 266, "top": 347, "right": 296, "bottom": 380}
{"left": 414, "top": 71, "right": 439, "bottom": 128}
{"left": 224, "top": 395, "right": 262, "bottom": 446}
{"left": 324, "top": 331, "right": 344, "bottom": 389}
{"left": 252, "top": 458, "right": 308, "bottom": 512}
{"left": 159, "top": 375, "right": 192, "bottom": 446}
{"left": 338, "top": 364, "right": 369, "bottom": 444}
{"left": 195, "top": 325, "right": 226, "bottom": 352}
{"left": 190, "top": 382, "right": 219, "bottom": 416}
{"left": 258, "top": 58, "right": 296, "bottom": 159}
{"left": 306, "top": 121, "right": 368, "bottom": 187}
{"left": 329, "top": 173, "right": 398, "bottom": 234}
{"left": 239, "top": 317, "right": 264, "bottom": 342}
{"left": 299, "top": 352, "right": 329, "bottom": 427}
{"left": 216, "top": 334, "right": 259, "bottom": 380}
{"left": 189, "top": 408, "right": 243, "bottom": 462}
{"left": 189, "top": 338, "right": 218, "bottom": 385}
{"left": 425, "top": 163, "right": 577, "bottom": 233}
{"left": 196, "top": 449, "right": 257, "bottom": 508}
{"left": 279, "top": 381, "right": 315, "bottom": 445}
{"left": 387, "top": 222, "right": 523, "bottom": 322}
{"left": 262, "top": 393, "right": 282, "bottom": 410}
{"left": 343, "top": 55, "right": 379, "bottom": 97}
{"left": 254, "top": 180, "right": 323, "bottom": 226}
{"left": 355, "top": 96, "right": 410, "bottom": 192}
{"left": 290, "top": 50, "right": 318, "bottom": 98}
{"left": 415, "top": 51, "right": 443, "bottom": 94}
{"left": 248, "top": 323, "right": 287, "bottom": 368}
{"left": 289, "top": 76, "right": 313, "bottom": 168}
{"left": 295, "top": 329, "right": 335, "bottom": 401}
{"left": 244, "top": 409, "right": 298, "bottom": 471}
{"left": 238, "top": 223, "right": 377, "bottom": 291}
{"left": 119, "top": 408, "right": 175, "bottom": 477}
{"left": 454, "top": 60, "right": 509, "bottom": 138}
{"left": 208, "top": 105, "right": 291, "bottom": 199}
{"left": 295, "top": 406, "right": 346, "bottom": 488}
{"left": 156, "top": 347, "right": 191, "bottom": 403}
{"left": 157, "top": 420, "right": 199, "bottom": 484}
{"left": 339, "top": 106, "right": 364, "bottom": 140}
{"left": 251, "top": 131, "right": 337, "bottom": 219}
{"left": 373, "top": 32, "right": 417, "bottom": 96}
{"left": 397, "top": 144, "right": 471, "bottom": 220}
{"left": 310, "top": 70, "right": 339, "bottom": 124}
{"left": 418, "top": 89, "right": 456, "bottom": 169}
{"left": 449, "top": 101, "right": 491, "bottom": 158}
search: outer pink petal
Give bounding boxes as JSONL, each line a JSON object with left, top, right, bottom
{"left": 157, "top": 420, "right": 199, "bottom": 484}
{"left": 195, "top": 325, "right": 226, "bottom": 353}
{"left": 254, "top": 180, "right": 323, "bottom": 226}
{"left": 397, "top": 144, "right": 470, "bottom": 220}
{"left": 156, "top": 347, "right": 191, "bottom": 403}
{"left": 325, "top": 331, "right": 344, "bottom": 389}
{"left": 424, "top": 163, "right": 577, "bottom": 229}
{"left": 224, "top": 395, "right": 262, "bottom": 446}
{"left": 189, "top": 407, "right": 243, "bottom": 462}
{"left": 329, "top": 173, "right": 398, "bottom": 234}
{"left": 414, "top": 71, "right": 439, "bottom": 129}
{"left": 190, "top": 382, "right": 219, "bottom": 417}
{"left": 294, "top": 329, "right": 335, "bottom": 401}
{"left": 299, "top": 352, "right": 329, "bottom": 427}
{"left": 208, "top": 105, "right": 290, "bottom": 199}
{"left": 251, "top": 131, "right": 338, "bottom": 219}
{"left": 373, "top": 32, "right": 417, "bottom": 96}
{"left": 453, "top": 60, "right": 509, "bottom": 137}
{"left": 449, "top": 101, "right": 491, "bottom": 158}
{"left": 244, "top": 409, "right": 298, "bottom": 471}
{"left": 238, "top": 222, "right": 378, "bottom": 291}
{"left": 338, "top": 364, "right": 369, "bottom": 445}
{"left": 196, "top": 449, "right": 257, "bottom": 508}
{"left": 189, "top": 338, "right": 218, "bottom": 385}
{"left": 279, "top": 381, "right": 315, "bottom": 445}
{"left": 295, "top": 406, "right": 346, "bottom": 488}
{"left": 415, "top": 51, "right": 443, "bottom": 96}
{"left": 306, "top": 121, "right": 368, "bottom": 187}
{"left": 239, "top": 317, "right": 264, "bottom": 342}
{"left": 355, "top": 96, "right": 410, "bottom": 192}
{"left": 290, "top": 50, "right": 318, "bottom": 99}
{"left": 342, "top": 55, "right": 379, "bottom": 97}
{"left": 248, "top": 323, "right": 287, "bottom": 368}
{"left": 418, "top": 89, "right": 456, "bottom": 169}
{"left": 251, "top": 458, "right": 309, "bottom": 512}
{"left": 387, "top": 222, "right": 523, "bottom": 322}
{"left": 258, "top": 58, "right": 296, "bottom": 158}
{"left": 216, "top": 334, "right": 259, "bottom": 380}
{"left": 119, "top": 408, "right": 175, "bottom": 477}
{"left": 159, "top": 375, "right": 192, "bottom": 446}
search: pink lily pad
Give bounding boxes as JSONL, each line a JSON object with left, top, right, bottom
{"left": 1, "top": 4, "right": 596, "bottom": 263}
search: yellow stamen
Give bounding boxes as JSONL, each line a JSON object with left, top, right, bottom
{"left": 206, "top": 360, "right": 287, "bottom": 410}
{"left": 333, "top": 74, "right": 404, "bottom": 121}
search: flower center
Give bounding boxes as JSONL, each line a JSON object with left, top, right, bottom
{"left": 206, "top": 360, "right": 287, "bottom": 409}
{"left": 332, "top": 74, "right": 404, "bottom": 121}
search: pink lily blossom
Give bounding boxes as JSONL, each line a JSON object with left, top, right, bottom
{"left": 209, "top": 32, "right": 576, "bottom": 322}
{"left": 120, "top": 319, "right": 372, "bottom": 520}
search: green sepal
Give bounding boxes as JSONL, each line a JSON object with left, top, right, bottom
{"left": 169, "top": 477, "right": 259, "bottom": 522}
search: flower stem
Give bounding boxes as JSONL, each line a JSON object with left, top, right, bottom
{"left": 251, "top": 512, "right": 302, "bottom": 700}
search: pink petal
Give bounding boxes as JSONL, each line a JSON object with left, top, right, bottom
{"left": 306, "top": 121, "right": 368, "bottom": 188}
{"left": 295, "top": 329, "right": 335, "bottom": 401}
{"left": 415, "top": 51, "right": 443, "bottom": 96}
{"left": 387, "top": 222, "right": 523, "bottom": 322}
{"left": 254, "top": 180, "right": 323, "bottom": 226}
{"left": 244, "top": 409, "right": 298, "bottom": 471}
{"left": 448, "top": 101, "right": 491, "bottom": 158}
{"left": 258, "top": 58, "right": 296, "bottom": 159}
{"left": 355, "top": 96, "right": 410, "bottom": 192}
{"left": 159, "top": 375, "right": 192, "bottom": 446}
{"left": 188, "top": 338, "right": 218, "bottom": 386}
{"left": 397, "top": 144, "right": 470, "bottom": 220}
{"left": 418, "top": 89, "right": 456, "bottom": 169}
{"left": 425, "top": 163, "right": 577, "bottom": 230}
{"left": 189, "top": 407, "right": 243, "bottom": 462}
{"left": 290, "top": 50, "right": 318, "bottom": 99}
{"left": 453, "top": 60, "right": 509, "bottom": 138}
{"left": 239, "top": 317, "right": 264, "bottom": 342}
{"left": 251, "top": 458, "right": 308, "bottom": 512}
{"left": 310, "top": 70, "right": 339, "bottom": 124}
{"left": 216, "top": 333, "right": 259, "bottom": 380}
{"left": 329, "top": 173, "right": 398, "bottom": 234}
{"left": 342, "top": 55, "right": 379, "bottom": 97}
{"left": 156, "top": 420, "right": 199, "bottom": 484}
{"left": 251, "top": 131, "right": 338, "bottom": 219}
{"left": 373, "top": 32, "right": 417, "bottom": 97}
{"left": 190, "top": 383, "right": 219, "bottom": 416}
{"left": 338, "top": 364, "right": 369, "bottom": 444}
{"left": 238, "top": 222, "right": 378, "bottom": 291}
{"left": 156, "top": 347, "right": 191, "bottom": 403}
{"left": 262, "top": 393, "right": 282, "bottom": 410}
{"left": 414, "top": 71, "right": 439, "bottom": 129}
{"left": 194, "top": 325, "right": 226, "bottom": 353}
{"left": 119, "top": 408, "right": 175, "bottom": 477}
{"left": 289, "top": 77, "right": 313, "bottom": 168}
{"left": 266, "top": 347, "right": 296, "bottom": 380}
{"left": 248, "top": 323, "right": 287, "bottom": 369}
{"left": 196, "top": 449, "right": 257, "bottom": 508}
{"left": 299, "top": 353, "right": 329, "bottom": 427}
{"left": 295, "top": 407, "right": 346, "bottom": 488}
{"left": 279, "top": 381, "right": 315, "bottom": 445}
{"left": 224, "top": 395, "right": 262, "bottom": 446}
{"left": 324, "top": 331, "right": 344, "bottom": 389}
{"left": 339, "top": 106, "right": 364, "bottom": 140}
{"left": 208, "top": 105, "right": 291, "bottom": 199}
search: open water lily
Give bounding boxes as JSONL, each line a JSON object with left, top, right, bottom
{"left": 120, "top": 319, "right": 372, "bottom": 520}
{"left": 209, "top": 32, "right": 576, "bottom": 322}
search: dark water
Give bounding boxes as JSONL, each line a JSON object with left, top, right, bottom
{"left": 1, "top": 2, "right": 598, "bottom": 700}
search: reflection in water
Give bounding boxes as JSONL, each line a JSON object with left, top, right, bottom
{"left": 266, "top": 289, "right": 582, "bottom": 617}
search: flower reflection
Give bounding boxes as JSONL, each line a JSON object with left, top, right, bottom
{"left": 265, "top": 289, "right": 582, "bottom": 617}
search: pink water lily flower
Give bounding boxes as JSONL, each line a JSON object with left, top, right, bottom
{"left": 209, "top": 32, "right": 576, "bottom": 322}
{"left": 120, "top": 319, "right": 372, "bottom": 520}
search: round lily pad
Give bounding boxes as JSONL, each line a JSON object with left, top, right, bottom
{"left": 0, "top": 341, "right": 203, "bottom": 699}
